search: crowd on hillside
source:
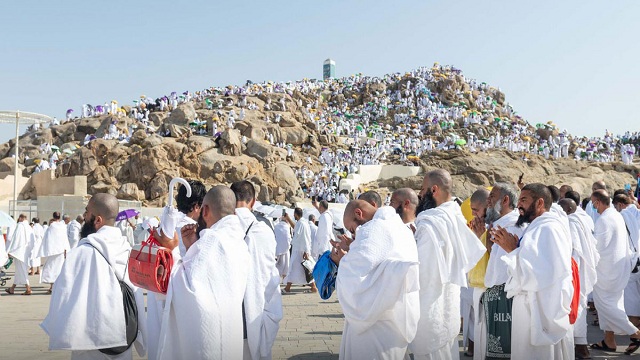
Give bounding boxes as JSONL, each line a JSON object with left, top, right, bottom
{"left": 19, "top": 64, "right": 640, "bottom": 201}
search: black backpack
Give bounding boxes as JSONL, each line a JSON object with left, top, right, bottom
{"left": 85, "top": 243, "right": 138, "bottom": 355}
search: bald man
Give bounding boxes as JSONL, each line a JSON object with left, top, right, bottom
{"left": 358, "top": 190, "right": 382, "bottom": 208}
{"left": 389, "top": 188, "right": 419, "bottom": 231}
{"left": 157, "top": 186, "right": 250, "bottom": 359}
{"left": 560, "top": 198, "right": 599, "bottom": 358}
{"left": 410, "top": 169, "right": 485, "bottom": 359}
{"left": 330, "top": 199, "right": 419, "bottom": 359}
{"left": 41, "top": 193, "right": 146, "bottom": 359}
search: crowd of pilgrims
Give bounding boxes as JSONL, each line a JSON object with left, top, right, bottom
{"left": 2, "top": 170, "right": 640, "bottom": 359}
{"left": 24, "top": 64, "right": 639, "bottom": 201}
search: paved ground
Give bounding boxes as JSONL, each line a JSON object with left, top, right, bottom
{"left": 0, "top": 266, "right": 637, "bottom": 359}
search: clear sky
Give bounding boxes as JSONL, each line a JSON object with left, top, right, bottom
{"left": 1, "top": 0, "right": 638, "bottom": 143}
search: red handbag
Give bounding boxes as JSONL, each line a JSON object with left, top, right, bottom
{"left": 128, "top": 231, "right": 173, "bottom": 294}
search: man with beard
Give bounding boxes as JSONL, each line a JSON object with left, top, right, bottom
{"left": 410, "top": 169, "right": 485, "bottom": 359}
{"left": 389, "top": 188, "right": 419, "bottom": 232}
{"left": 41, "top": 193, "right": 146, "bottom": 359}
{"left": 472, "top": 182, "right": 523, "bottom": 360}
{"left": 331, "top": 199, "right": 419, "bottom": 359}
{"left": 559, "top": 197, "right": 599, "bottom": 359}
{"left": 463, "top": 187, "right": 490, "bottom": 358}
{"left": 590, "top": 190, "right": 640, "bottom": 354}
{"left": 147, "top": 179, "right": 206, "bottom": 360}
{"left": 491, "top": 183, "right": 574, "bottom": 359}
{"left": 5, "top": 214, "right": 35, "bottom": 295}
{"left": 157, "top": 186, "right": 250, "bottom": 359}
{"left": 38, "top": 212, "right": 70, "bottom": 294}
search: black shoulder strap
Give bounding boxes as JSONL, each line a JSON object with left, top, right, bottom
{"left": 626, "top": 224, "right": 637, "bottom": 252}
{"left": 242, "top": 221, "right": 255, "bottom": 340}
{"left": 84, "top": 243, "right": 129, "bottom": 282}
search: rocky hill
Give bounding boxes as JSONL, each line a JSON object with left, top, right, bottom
{"left": 0, "top": 65, "right": 637, "bottom": 205}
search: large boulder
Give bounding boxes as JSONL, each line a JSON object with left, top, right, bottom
{"left": 0, "top": 157, "right": 15, "bottom": 173}
{"left": 184, "top": 136, "right": 217, "bottom": 154}
{"left": 142, "top": 134, "right": 164, "bottom": 148}
{"left": 245, "top": 139, "right": 286, "bottom": 165}
{"left": 129, "top": 129, "right": 148, "bottom": 145}
{"left": 117, "top": 183, "right": 145, "bottom": 201}
{"left": 272, "top": 162, "right": 303, "bottom": 202}
{"left": 166, "top": 103, "right": 197, "bottom": 125}
{"left": 218, "top": 129, "right": 243, "bottom": 156}
{"left": 76, "top": 118, "right": 102, "bottom": 135}
{"left": 149, "top": 112, "right": 168, "bottom": 127}
{"left": 50, "top": 122, "right": 77, "bottom": 144}
{"left": 66, "top": 147, "right": 98, "bottom": 176}
{"left": 280, "top": 126, "right": 310, "bottom": 145}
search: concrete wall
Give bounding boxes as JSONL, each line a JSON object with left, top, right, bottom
{"left": 30, "top": 170, "right": 87, "bottom": 197}
{"left": 339, "top": 164, "right": 421, "bottom": 192}
{"left": 357, "top": 164, "right": 421, "bottom": 183}
{"left": 36, "top": 195, "right": 88, "bottom": 222}
{"left": 0, "top": 174, "right": 30, "bottom": 202}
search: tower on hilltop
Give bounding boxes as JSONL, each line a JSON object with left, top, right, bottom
{"left": 323, "top": 58, "right": 335, "bottom": 80}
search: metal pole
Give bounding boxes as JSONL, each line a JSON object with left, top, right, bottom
{"left": 13, "top": 112, "right": 19, "bottom": 218}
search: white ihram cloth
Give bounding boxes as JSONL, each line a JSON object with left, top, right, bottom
{"left": 620, "top": 205, "right": 640, "bottom": 316}
{"left": 410, "top": 201, "right": 485, "bottom": 359}
{"left": 6, "top": 221, "right": 34, "bottom": 285}
{"left": 237, "top": 208, "right": 283, "bottom": 360}
{"left": 39, "top": 221, "right": 71, "bottom": 284}
{"left": 309, "top": 222, "right": 318, "bottom": 245}
{"left": 501, "top": 212, "right": 574, "bottom": 359}
{"left": 312, "top": 211, "right": 334, "bottom": 260}
{"left": 30, "top": 223, "right": 45, "bottom": 267}
{"left": 336, "top": 206, "right": 420, "bottom": 360}
{"left": 475, "top": 210, "right": 524, "bottom": 360}
{"left": 568, "top": 210, "right": 600, "bottom": 344}
{"left": 274, "top": 221, "right": 292, "bottom": 278}
{"left": 551, "top": 202, "right": 571, "bottom": 235}
{"left": 67, "top": 220, "right": 82, "bottom": 249}
{"left": 484, "top": 210, "right": 524, "bottom": 288}
{"left": 40, "top": 225, "right": 146, "bottom": 359}
{"left": 156, "top": 215, "right": 250, "bottom": 360}
{"left": 146, "top": 215, "right": 193, "bottom": 360}
{"left": 284, "top": 218, "right": 313, "bottom": 285}
{"left": 592, "top": 208, "right": 638, "bottom": 334}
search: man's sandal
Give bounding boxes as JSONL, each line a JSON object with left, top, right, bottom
{"left": 625, "top": 338, "right": 640, "bottom": 355}
{"left": 590, "top": 340, "right": 616, "bottom": 351}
